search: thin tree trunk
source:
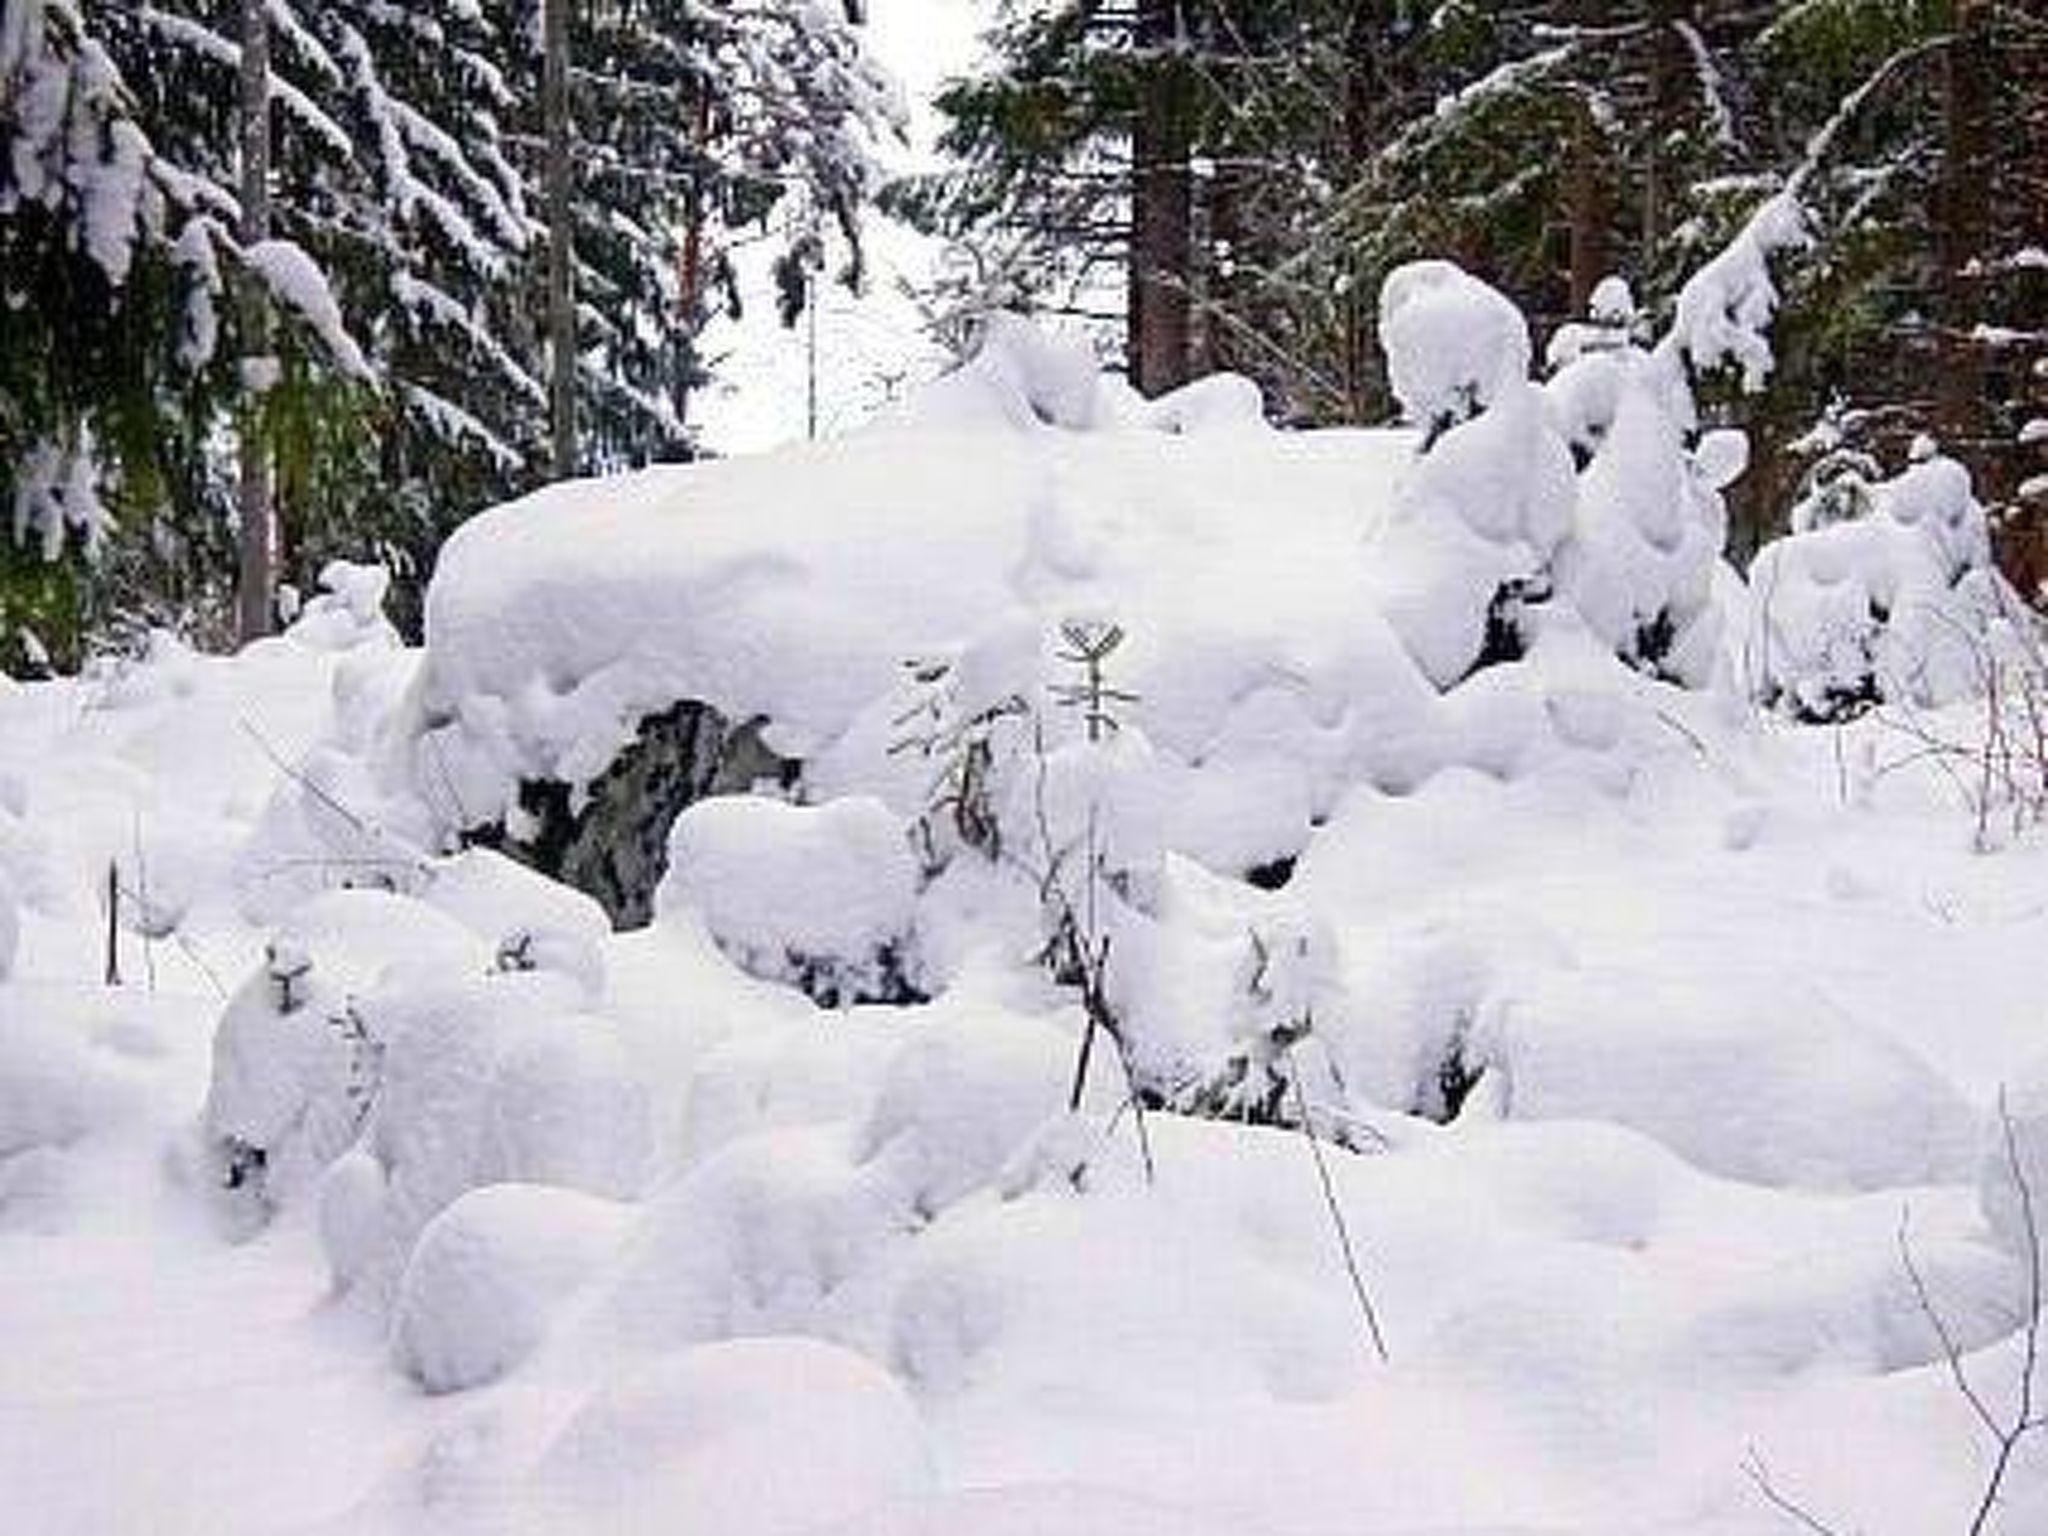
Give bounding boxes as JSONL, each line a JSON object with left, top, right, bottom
{"left": 1936, "top": 0, "right": 1989, "bottom": 445}
{"left": 235, "top": 0, "right": 273, "bottom": 644}
{"left": 1639, "top": 0, "right": 1685, "bottom": 277}
{"left": 544, "top": 0, "right": 576, "bottom": 478}
{"left": 673, "top": 89, "right": 710, "bottom": 441}
{"left": 1128, "top": 0, "right": 1192, "bottom": 396}
{"left": 1567, "top": 100, "right": 1608, "bottom": 315}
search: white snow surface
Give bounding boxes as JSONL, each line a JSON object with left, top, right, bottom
{"left": 5, "top": 283, "right": 2048, "bottom": 1536}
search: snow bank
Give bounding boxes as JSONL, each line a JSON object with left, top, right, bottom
{"left": 31, "top": 238, "right": 2048, "bottom": 1536}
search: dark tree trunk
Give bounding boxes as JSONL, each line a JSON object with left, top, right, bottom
{"left": 235, "top": 0, "right": 274, "bottom": 644}
{"left": 1936, "top": 0, "right": 1990, "bottom": 446}
{"left": 1639, "top": 0, "right": 1687, "bottom": 275}
{"left": 1566, "top": 100, "right": 1609, "bottom": 316}
{"left": 1128, "top": 0, "right": 1192, "bottom": 395}
{"left": 544, "top": 0, "right": 577, "bottom": 478}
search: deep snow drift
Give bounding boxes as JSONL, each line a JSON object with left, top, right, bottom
{"left": 4, "top": 269, "right": 2048, "bottom": 1536}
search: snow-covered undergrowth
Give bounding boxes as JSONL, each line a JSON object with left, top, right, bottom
{"left": 5, "top": 267, "right": 2048, "bottom": 1534}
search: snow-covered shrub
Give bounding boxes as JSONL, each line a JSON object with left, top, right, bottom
{"left": 1544, "top": 278, "right": 1738, "bottom": 687}
{"left": 1749, "top": 443, "right": 2004, "bottom": 720}
{"left": 1369, "top": 263, "right": 1576, "bottom": 687}
{"left": 909, "top": 311, "right": 1104, "bottom": 432}
{"left": 284, "top": 561, "right": 399, "bottom": 652}
{"left": 1379, "top": 261, "right": 1533, "bottom": 444}
{"left": 1170, "top": 914, "right": 1357, "bottom": 1140}
{"left": 1787, "top": 434, "right": 1882, "bottom": 535}
{"left": 423, "top": 847, "right": 610, "bottom": 1003}
{"left": 200, "top": 886, "right": 653, "bottom": 1283}
{"left": 658, "top": 794, "right": 925, "bottom": 1008}
{"left": 201, "top": 889, "right": 481, "bottom": 1217}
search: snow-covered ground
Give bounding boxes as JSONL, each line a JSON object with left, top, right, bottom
{"left": 4, "top": 269, "right": 2048, "bottom": 1536}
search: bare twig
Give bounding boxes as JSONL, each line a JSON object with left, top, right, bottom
{"left": 1967, "top": 1093, "right": 2047, "bottom": 1536}
{"left": 1286, "top": 1041, "right": 1389, "bottom": 1364}
{"left": 1899, "top": 1208, "right": 2002, "bottom": 1440}
{"left": 1742, "top": 1448, "right": 1848, "bottom": 1536}
{"left": 236, "top": 717, "right": 431, "bottom": 879}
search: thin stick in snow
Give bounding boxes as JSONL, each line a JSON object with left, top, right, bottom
{"left": 1285, "top": 1041, "right": 1389, "bottom": 1364}
{"left": 103, "top": 861, "right": 120, "bottom": 987}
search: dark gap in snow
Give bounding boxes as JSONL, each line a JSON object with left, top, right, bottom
{"left": 1413, "top": 1014, "right": 1483, "bottom": 1124}
{"left": 1243, "top": 854, "right": 1298, "bottom": 891}
{"left": 466, "top": 699, "right": 799, "bottom": 928}
{"left": 1469, "top": 573, "right": 1552, "bottom": 676}
{"left": 1627, "top": 608, "right": 1679, "bottom": 680}
{"left": 784, "top": 939, "right": 931, "bottom": 1010}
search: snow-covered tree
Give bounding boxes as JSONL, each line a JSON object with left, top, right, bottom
{"left": 2, "top": 0, "right": 901, "bottom": 661}
{"left": 519, "top": 0, "right": 903, "bottom": 472}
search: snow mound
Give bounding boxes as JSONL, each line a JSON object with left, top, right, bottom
{"left": 658, "top": 795, "right": 923, "bottom": 1007}
{"left": 1748, "top": 446, "right": 2005, "bottom": 719}
{"left": 0, "top": 989, "right": 141, "bottom": 1157}
{"left": 1489, "top": 966, "right": 1980, "bottom": 1191}
{"left": 391, "top": 1183, "right": 631, "bottom": 1393}
{"left": 533, "top": 1337, "right": 930, "bottom": 1535}
{"left": 201, "top": 890, "right": 482, "bottom": 1211}
{"left": 854, "top": 1008, "right": 1073, "bottom": 1219}
{"left": 393, "top": 283, "right": 1760, "bottom": 888}
{"left": 327, "top": 968, "right": 657, "bottom": 1296}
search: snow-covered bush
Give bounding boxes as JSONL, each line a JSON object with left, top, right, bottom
{"left": 1543, "top": 277, "right": 1739, "bottom": 687}
{"left": 1368, "top": 263, "right": 1576, "bottom": 689}
{"left": 658, "top": 795, "right": 925, "bottom": 1008}
{"left": 1169, "top": 912, "right": 1357, "bottom": 1142}
{"left": 283, "top": 561, "right": 399, "bottom": 653}
{"left": 201, "top": 890, "right": 480, "bottom": 1216}
{"left": 1379, "top": 261, "right": 1533, "bottom": 443}
{"left": 1748, "top": 442, "right": 2004, "bottom": 720}
{"left": 199, "top": 882, "right": 654, "bottom": 1296}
